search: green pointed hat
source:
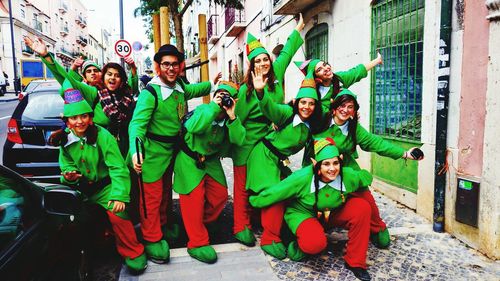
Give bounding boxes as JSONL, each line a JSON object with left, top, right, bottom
{"left": 62, "top": 80, "right": 92, "bottom": 117}
{"left": 246, "top": 32, "right": 268, "bottom": 61}
{"left": 294, "top": 59, "right": 321, "bottom": 76}
{"left": 216, "top": 81, "right": 239, "bottom": 97}
{"left": 314, "top": 137, "right": 339, "bottom": 162}
{"left": 82, "top": 60, "right": 101, "bottom": 73}
{"left": 296, "top": 69, "right": 318, "bottom": 100}
{"left": 333, "top": 88, "right": 358, "bottom": 102}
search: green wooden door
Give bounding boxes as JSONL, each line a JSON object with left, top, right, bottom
{"left": 305, "top": 23, "right": 328, "bottom": 61}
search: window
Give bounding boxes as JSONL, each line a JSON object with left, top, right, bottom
{"left": 305, "top": 23, "right": 328, "bottom": 61}
{"left": 371, "top": 0, "right": 424, "bottom": 142}
{"left": 20, "top": 8, "right": 25, "bottom": 19}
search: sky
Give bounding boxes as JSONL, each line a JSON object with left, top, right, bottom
{"left": 83, "top": 0, "right": 154, "bottom": 60}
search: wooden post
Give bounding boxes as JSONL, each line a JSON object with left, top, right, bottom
{"left": 152, "top": 13, "right": 161, "bottom": 52}
{"left": 160, "top": 6, "right": 170, "bottom": 45}
{"left": 199, "top": 14, "right": 210, "bottom": 104}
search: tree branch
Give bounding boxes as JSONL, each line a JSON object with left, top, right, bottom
{"left": 180, "top": 0, "right": 194, "bottom": 16}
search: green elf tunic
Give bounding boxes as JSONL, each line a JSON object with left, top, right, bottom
{"left": 246, "top": 89, "right": 310, "bottom": 193}
{"left": 173, "top": 102, "right": 245, "bottom": 195}
{"left": 60, "top": 125, "right": 131, "bottom": 219}
{"left": 128, "top": 78, "right": 212, "bottom": 183}
{"left": 41, "top": 54, "right": 133, "bottom": 128}
{"left": 314, "top": 121, "right": 405, "bottom": 171}
{"left": 250, "top": 165, "right": 372, "bottom": 234}
{"left": 232, "top": 30, "right": 304, "bottom": 166}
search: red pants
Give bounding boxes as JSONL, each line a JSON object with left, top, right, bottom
{"left": 260, "top": 202, "right": 285, "bottom": 245}
{"left": 296, "top": 218, "right": 327, "bottom": 255}
{"left": 233, "top": 165, "right": 252, "bottom": 234}
{"left": 107, "top": 211, "right": 144, "bottom": 259}
{"left": 139, "top": 175, "right": 166, "bottom": 243}
{"left": 350, "top": 189, "right": 387, "bottom": 233}
{"left": 179, "top": 175, "right": 228, "bottom": 249}
{"left": 330, "top": 197, "right": 371, "bottom": 268}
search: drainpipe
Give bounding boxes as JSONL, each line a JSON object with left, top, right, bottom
{"left": 433, "top": 0, "right": 453, "bottom": 232}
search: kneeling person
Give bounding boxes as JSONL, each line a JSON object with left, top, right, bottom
{"left": 173, "top": 81, "right": 244, "bottom": 263}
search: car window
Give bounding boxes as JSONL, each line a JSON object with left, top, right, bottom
{"left": 22, "top": 92, "right": 63, "bottom": 121}
{"left": 0, "top": 175, "right": 25, "bottom": 252}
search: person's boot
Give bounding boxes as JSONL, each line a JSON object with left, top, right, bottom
{"left": 234, "top": 226, "right": 256, "bottom": 247}
{"left": 187, "top": 245, "right": 217, "bottom": 264}
{"left": 144, "top": 240, "right": 170, "bottom": 264}
{"left": 261, "top": 241, "right": 286, "bottom": 259}
{"left": 124, "top": 252, "right": 147, "bottom": 274}
{"left": 344, "top": 262, "right": 371, "bottom": 281}
{"left": 287, "top": 241, "right": 307, "bottom": 261}
{"left": 370, "top": 228, "right": 390, "bottom": 249}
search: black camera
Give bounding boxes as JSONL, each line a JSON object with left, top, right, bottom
{"left": 221, "top": 93, "right": 234, "bottom": 108}
{"left": 410, "top": 148, "right": 424, "bottom": 159}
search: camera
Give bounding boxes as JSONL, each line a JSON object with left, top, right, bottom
{"left": 221, "top": 93, "right": 234, "bottom": 108}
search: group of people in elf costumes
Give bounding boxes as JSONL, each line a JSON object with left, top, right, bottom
{"left": 23, "top": 13, "right": 423, "bottom": 281}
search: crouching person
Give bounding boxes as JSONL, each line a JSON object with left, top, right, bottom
{"left": 50, "top": 82, "right": 147, "bottom": 273}
{"left": 250, "top": 138, "right": 374, "bottom": 281}
{"left": 173, "top": 81, "right": 243, "bottom": 263}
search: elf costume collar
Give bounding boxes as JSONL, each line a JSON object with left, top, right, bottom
{"left": 65, "top": 131, "right": 97, "bottom": 147}
{"left": 292, "top": 114, "right": 309, "bottom": 128}
{"left": 309, "top": 176, "right": 345, "bottom": 193}
{"left": 148, "top": 75, "right": 185, "bottom": 100}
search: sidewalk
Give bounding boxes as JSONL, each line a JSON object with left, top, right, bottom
{"left": 0, "top": 91, "right": 19, "bottom": 102}
{"left": 118, "top": 97, "right": 499, "bottom": 280}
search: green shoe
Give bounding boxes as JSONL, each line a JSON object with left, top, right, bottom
{"left": 145, "top": 240, "right": 170, "bottom": 263}
{"left": 287, "top": 241, "right": 307, "bottom": 261}
{"left": 370, "top": 228, "right": 390, "bottom": 249}
{"left": 163, "top": 223, "right": 180, "bottom": 241}
{"left": 261, "top": 241, "right": 286, "bottom": 259}
{"left": 187, "top": 245, "right": 217, "bottom": 264}
{"left": 234, "top": 227, "right": 256, "bottom": 247}
{"left": 125, "top": 252, "right": 147, "bottom": 273}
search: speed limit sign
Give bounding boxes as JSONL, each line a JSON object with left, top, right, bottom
{"left": 114, "top": 40, "right": 132, "bottom": 58}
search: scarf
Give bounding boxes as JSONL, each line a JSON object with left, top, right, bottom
{"left": 97, "top": 88, "right": 133, "bottom": 122}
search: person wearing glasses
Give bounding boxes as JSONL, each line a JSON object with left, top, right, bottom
{"left": 294, "top": 52, "right": 383, "bottom": 114}
{"left": 129, "top": 44, "right": 220, "bottom": 264}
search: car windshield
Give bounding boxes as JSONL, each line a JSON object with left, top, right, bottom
{"left": 23, "top": 81, "right": 42, "bottom": 93}
{"left": 21, "top": 92, "right": 63, "bottom": 121}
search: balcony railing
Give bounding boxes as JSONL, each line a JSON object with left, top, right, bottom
{"left": 59, "top": 2, "right": 68, "bottom": 13}
{"left": 208, "top": 14, "right": 220, "bottom": 44}
{"left": 224, "top": 7, "right": 245, "bottom": 37}
{"left": 60, "top": 25, "right": 69, "bottom": 36}
{"left": 32, "top": 20, "right": 42, "bottom": 32}
{"left": 79, "top": 36, "right": 88, "bottom": 46}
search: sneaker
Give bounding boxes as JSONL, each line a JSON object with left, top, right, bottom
{"left": 261, "top": 241, "right": 286, "bottom": 260}
{"left": 344, "top": 262, "right": 371, "bottom": 281}
{"left": 370, "top": 228, "right": 390, "bottom": 249}
{"left": 234, "top": 226, "right": 256, "bottom": 247}
{"left": 287, "top": 241, "right": 307, "bottom": 261}
{"left": 124, "top": 252, "right": 147, "bottom": 274}
{"left": 187, "top": 245, "right": 217, "bottom": 264}
{"left": 144, "top": 240, "right": 170, "bottom": 263}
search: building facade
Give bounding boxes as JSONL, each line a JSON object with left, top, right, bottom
{"left": 184, "top": 0, "right": 499, "bottom": 259}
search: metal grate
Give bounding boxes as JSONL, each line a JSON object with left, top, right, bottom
{"left": 370, "top": 0, "right": 424, "bottom": 142}
{"left": 305, "top": 23, "right": 328, "bottom": 62}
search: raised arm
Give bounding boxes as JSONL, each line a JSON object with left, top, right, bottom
{"left": 273, "top": 14, "right": 305, "bottom": 80}
{"left": 356, "top": 124, "right": 405, "bottom": 160}
{"left": 184, "top": 102, "right": 221, "bottom": 134}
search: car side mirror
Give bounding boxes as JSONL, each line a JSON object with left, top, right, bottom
{"left": 43, "top": 188, "right": 82, "bottom": 216}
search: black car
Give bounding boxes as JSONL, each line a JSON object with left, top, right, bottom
{"left": 3, "top": 83, "right": 64, "bottom": 182}
{"left": 0, "top": 164, "right": 88, "bottom": 281}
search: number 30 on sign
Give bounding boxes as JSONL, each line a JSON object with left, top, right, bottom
{"left": 114, "top": 40, "right": 132, "bottom": 58}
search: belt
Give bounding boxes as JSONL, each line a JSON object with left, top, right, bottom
{"left": 72, "top": 176, "right": 111, "bottom": 197}
{"left": 179, "top": 141, "right": 217, "bottom": 169}
{"left": 146, "top": 132, "right": 180, "bottom": 144}
{"left": 261, "top": 138, "right": 291, "bottom": 167}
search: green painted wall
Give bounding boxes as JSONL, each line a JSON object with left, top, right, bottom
{"left": 371, "top": 139, "right": 420, "bottom": 193}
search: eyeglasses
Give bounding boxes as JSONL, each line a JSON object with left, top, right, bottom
{"left": 315, "top": 62, "right": 330, "bottom": 74}
{"left": 160, "top": 61, "right": 180, "bottom": 69}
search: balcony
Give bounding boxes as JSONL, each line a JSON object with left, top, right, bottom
{"left": 59, "top": 2, "right": 68, "bottom": 13}
{"left": 79, "top": 36, "right": 88, "bottom": 46}
{"left": 32, "top": 20, "right": 43, "bottom": 33}
{"left": 224, "top": 7, "right": 245, "bottom": 37}
{"left": 21, "top": 42, "right": 34, "bottom": 55}
{"left": 75, "top": 16, "right": 81, "bottom": 25}
{"left": 80, "top": 17, "right": 87, "bottom": 28}
{"left": 60, "top": 25, "right": 69, "bottom": 36}
{"left": 273, "top": 0, "right": 330, "bottom": 17}
{"left": 208, "top": 14, "right": 220, "bottom": 44}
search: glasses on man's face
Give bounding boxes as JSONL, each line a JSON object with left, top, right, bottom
{"left": 160, "top": 61, "right": 180, "bottom": 69}
{"left": 315, "top": 62, "right": 330, "bottom": 74}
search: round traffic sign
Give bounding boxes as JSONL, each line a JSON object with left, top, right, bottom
{"left": 114, "top": 40, "right": 132, "bottom": 58}
{"left": 132, "top": 41, "right": 143, "bottom": 52}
